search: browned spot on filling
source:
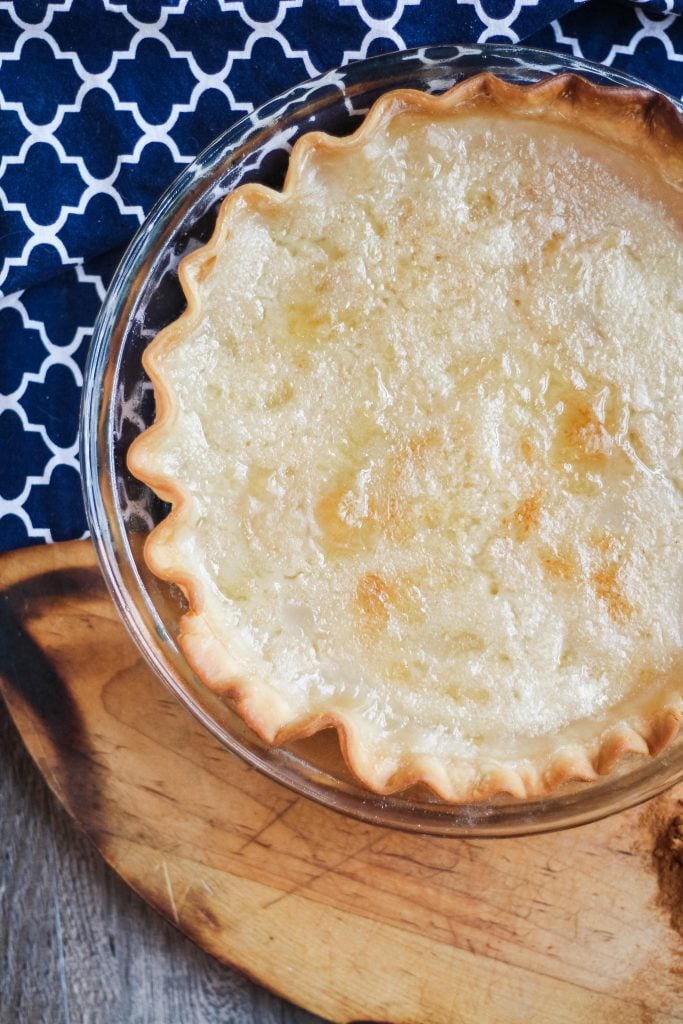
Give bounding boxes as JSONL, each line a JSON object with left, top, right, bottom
{"left": 356, "top": 573, "right": 395, "bottom": 629}
{"left": 286, "top": 299, "right": 330, "bottom": 339}
{"left": 592, "top": 561, "right": 633, "bottom": 622}
{"left": 563, "top": 400, "right": 614, "bottom": 460}
{"left": 315, "top": 483, "right": 373, "bottom": 555}
{"left": 286, "top": 285, "right": 363, "bottom": 369}
{"left": 315, "top": 485, "right": 350, "bottom": 550}
{"left": 467, "top": 187, "right": 496, "bottom": 223}
{"left": 406, "top": 429, "right": 439, "bottom": 467}
{"left": 264, "top": 380, "right": 294, "bottom": 410}
{"left": 318, "top": 431, "right": 445, "bottom": 555}
{"left": 520, "top": 437, "right": 534, "bottom": 465}
{"left": 591, "top": 528, "right": 622, "bottom": 557}
{"left": 370, "top": 431, "right": 441, "bottom": 543}
{"left": 505, "top": 493, "right": 542, "bottom": 540}
{"left": 545, "top": 377, "right": 633, "bottom": 494}
{"left": 387, "top": 659, "right": 411, "bottom": 684}
{"left": 449, "top": 631, "right": 486, "bottom": 654}
{"left": 540, "top": 547, "right": 576, "bottom": 582}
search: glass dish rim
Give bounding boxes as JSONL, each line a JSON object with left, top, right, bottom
{"left": 81, "top": 42, "right": 683, "bottom": 838}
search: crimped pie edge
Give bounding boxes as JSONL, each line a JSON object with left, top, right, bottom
{"left": 128, "top": 73, "right": 683, "bottom": 802}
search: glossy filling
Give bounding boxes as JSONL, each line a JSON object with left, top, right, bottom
{"left": 148, "top": 112, "right": 683, "bottom": 767}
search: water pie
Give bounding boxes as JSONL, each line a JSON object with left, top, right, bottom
{"left": 129, "top": 74, "right": 683, "bottom": 800}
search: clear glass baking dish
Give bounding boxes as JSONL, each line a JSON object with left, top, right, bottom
{"left": 81, "top": 43, "right": 683, "bottom": 837}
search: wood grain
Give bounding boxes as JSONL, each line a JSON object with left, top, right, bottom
{"left": 0, "top": 539, "right": 682, "bottom": 1024}
{"left": 0, "top": 657, "right": 323, "bottom": 1024}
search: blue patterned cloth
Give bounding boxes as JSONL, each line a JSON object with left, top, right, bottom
{"left": 0, "top": 0, "right": 681, "bottom": 552}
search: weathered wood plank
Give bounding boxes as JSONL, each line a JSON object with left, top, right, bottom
{"left": 0, "top": 707, "right": 324, "bottom": 1024}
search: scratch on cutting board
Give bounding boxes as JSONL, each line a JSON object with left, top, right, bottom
{"left": 160, "top": 861, "right": 179, "bottom": 924}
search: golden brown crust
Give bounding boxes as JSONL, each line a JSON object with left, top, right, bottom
{"left": 127, "top": 73, "right": 683, "bottom": 802}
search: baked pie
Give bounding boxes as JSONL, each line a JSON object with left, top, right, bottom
{"left": 128, "top": 74, "right": 683, "bottom": 800}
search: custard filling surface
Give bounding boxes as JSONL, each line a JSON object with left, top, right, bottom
{"left": 136, "top": 100, "right": 683, "bottom": 784}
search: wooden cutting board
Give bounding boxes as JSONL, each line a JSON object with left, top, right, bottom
{"left": 1, "top": 539, "right": 682, "bottom": 1023}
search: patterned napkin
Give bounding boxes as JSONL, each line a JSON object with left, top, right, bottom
{"left": 0, "top": 0, "right": 681, "bottom": 553}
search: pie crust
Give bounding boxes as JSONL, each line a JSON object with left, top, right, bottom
{"left": 128, "top": 74, "right": 683, "bottom": 801}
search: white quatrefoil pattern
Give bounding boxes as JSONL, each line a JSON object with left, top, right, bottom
{"left": 0, "top": 0, "right": 681, "bottom": 552}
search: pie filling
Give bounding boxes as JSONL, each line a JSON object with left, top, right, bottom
{"left": 131, "top": 79, "right": 683, "bottom": 797}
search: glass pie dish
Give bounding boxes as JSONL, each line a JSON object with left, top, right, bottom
{"left": 81, "top": 43, "right": 683, "bottom": 837}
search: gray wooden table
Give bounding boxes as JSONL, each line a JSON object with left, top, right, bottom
{"left": 0, "top": 703, "right": 327, "bottom": 1024}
